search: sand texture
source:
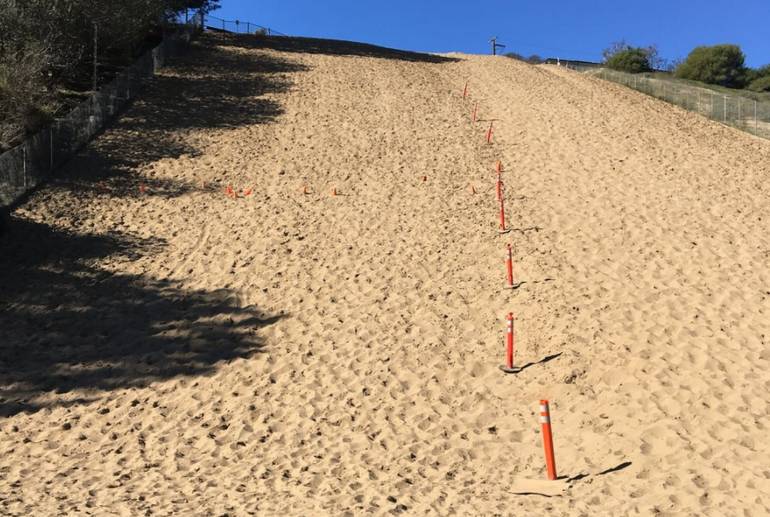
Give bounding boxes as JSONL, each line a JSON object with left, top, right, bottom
{"left": 1, "top": 33, "right": 769, "bottom": 515}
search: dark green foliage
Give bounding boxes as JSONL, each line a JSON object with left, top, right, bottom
{"left": 504, "top": 52, "right": 544, "bottom": 65}
{"left": 747, "top": 64, "right": 770, "bottom": 83}
{"left": 603, "top": 40, "right": 659, "bottom": 73}
{"left": 748, "top": 75, "right": 770, "bottom": 92}
{"left": 674, "top": 44, "right": 748, "bottom": 88}
{"left": 605, "top": 48, "right": 652, "bottom": 73}
{"left": 0, "top": 0, "right": 218, "bottom": 148}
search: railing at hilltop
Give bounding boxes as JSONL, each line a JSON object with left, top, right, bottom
{"left": 0, "top": 16, "right": 203, "bottom": 209}
{"left": 205, "top": 15, "right": 287, "bottom": 36}
{"left": 558, "top": 63, "right": 770, "bottom": 140}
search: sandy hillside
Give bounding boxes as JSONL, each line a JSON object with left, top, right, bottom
{"left": 1, "top": 32, "right": 769, "bottom": 516}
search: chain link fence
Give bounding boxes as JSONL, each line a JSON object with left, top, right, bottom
{"left": 560, "top": 64, "right": 770, "bottom": 140}
{"left": 0, "top": 15, "right": 202, "bottom": 209}
{"left": 206, "top": 15, "right": 286, "bottom": 36}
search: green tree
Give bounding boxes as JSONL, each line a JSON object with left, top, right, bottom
{"left": 605, "top": 48, "right": 652, "bottom": 73}
{"left": 748, "top": 75, "right": 770, "bottom": 92}
{"left": 674, "top": 44, "right": 748, "bottom": 88}
{"left": 0, "top": 0, "right": 218, "bottom": 148}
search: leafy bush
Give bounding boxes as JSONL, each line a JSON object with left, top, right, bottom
{"left": 674, "top": 44, "right": 748, "bottom": 88}
{"left": 605, "top": 48, "right": 652, "bottom": 73}
{"left": 0, "top": 0, "right": 219, "bottom": 149}
{"left": 0, "top": 44, "right": 53, "bottom": 149}
{"left": 748, "top": 75, "right": 770, "bottom": 92}
{"left": 504, "top": 52, "right": 544, "bottom": 65}
{"left": 747, "top": 64, "right": 770, "bottom": 83}
{"left": 603, "top": 40, "right": 660, "bottom": 72}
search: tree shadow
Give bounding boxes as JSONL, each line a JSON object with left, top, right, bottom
{"left": 48, "top": 32, "right": 308, "bottom": 203}
{"left": 0, "top": 217, "right": 283, "bottom": 417}
{"left": 223, "top": 34, "right": 460, "bottom": 64}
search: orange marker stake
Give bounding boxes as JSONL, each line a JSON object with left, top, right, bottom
{"left": 469, "top": 184, "right": 476, "bottom": 194}
{"left": 505, "top": 243, "right": 515, "bottom": 288}
{"left": 496, "top": 161, "right": 503, "bottom": 174}
{"left": 331, "top": 187, "right": 337, "bottom": 196}
{"left": 472, "top": 102, "right": 478, "bottom": 123}
{"left": 486, "top": 122, "right": 494, "bottom": 144}
{"left": 498, "top": 185, "right": 510, "bottom": 234}
{"left": 463, "top": 81, "right": 468, "bottom": 99}
{"left": 540, "top": 400, "right": 558, "bottom": 480}
{"left": 496, "top": 172, "right": 502, "bottom": 201}
{"left": 499, "top": 313, "right": 519, "bottom": 374}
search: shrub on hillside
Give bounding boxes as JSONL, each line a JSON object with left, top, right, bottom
{"left": 0, "top": 0, "right": 219, "bottom": 149}
{"left": 0, "top": 45, "right": 53, "bottom": 149}
{"left": 748, "top": 75, "right": 770, "bottom": 92}
{"left": 674, "top": 44, "right": 748, "bottom": 88}
{"left": 504, "top": 52, "right": 544, "bottom": 65}
{"left": 605, "top": 48, "right": 652, "bottom": 73}
{"left": 747, "top": 64, "right": 770, "bottom": 83}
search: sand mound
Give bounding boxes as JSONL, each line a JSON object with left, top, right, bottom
{"left": 1, "top": 32, "right": 769, "bottom": 515}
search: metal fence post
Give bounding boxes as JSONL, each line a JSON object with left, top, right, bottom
{"left": 22, "top": 144, "right": 27, "bottom": 188}
{"left": 723, "top": 96, "right": 727, "bottom": 123}
{"left": 50, "top": 126, "right": 54, "bottom": 172}
{"left": 93, "top": 23, "right": 99, "bottom": 93}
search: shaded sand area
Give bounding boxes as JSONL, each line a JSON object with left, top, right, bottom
{"left": 1, "top": 32, "right": 769, "bottom": 515}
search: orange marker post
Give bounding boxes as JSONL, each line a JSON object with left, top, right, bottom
{"left": 486, "top": 122, "right": 494, "bottom": 144}
{"left": 540, "top": 400, "right": 558, "bottom": 480}
{"left": 498, "top": 187, "right": 510, "bottom": 234}
{"left": 331, "top": 187, "right": 337, "bottom": 196}
{"left": 499, "top": 313, "right": 519, "bottom": 374}
{"left": 496, "top": 161, "right": 503, "bottom": 174}
{"left": 505, "top": 243, "right": 515, "bottom": 288}
{"left": 469, "top": 184, "right": 476, "bottom": 194}
{"left": 463, "top": 81, "right": 468, "bottom": 99}
{"left": 496, "top": 172, "right": 502, "bottom": 201}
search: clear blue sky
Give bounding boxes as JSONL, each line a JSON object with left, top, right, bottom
{"left": 208, "top": 0, "right": 769, "bottom": 67}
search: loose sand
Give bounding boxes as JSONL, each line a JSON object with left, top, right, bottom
{"left": 1, "top": 33, "right": 769, "bottom": 515}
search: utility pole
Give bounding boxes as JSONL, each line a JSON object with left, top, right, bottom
{"left": 490, "top": 37, "right": 506, "bottom": 56}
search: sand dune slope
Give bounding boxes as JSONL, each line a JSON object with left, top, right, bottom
{"left": 1, "top": 33, "right": 769, "bottom": 515}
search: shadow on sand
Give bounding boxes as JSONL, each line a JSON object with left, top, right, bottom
{"left": 224, "top": 34, "right": 461, "bottom": 64}
{"left": 46, "top": 32, "right": 308, "bottom": 203}
{"left": 0, "top": 218, "right": 283, "bottom": 417}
